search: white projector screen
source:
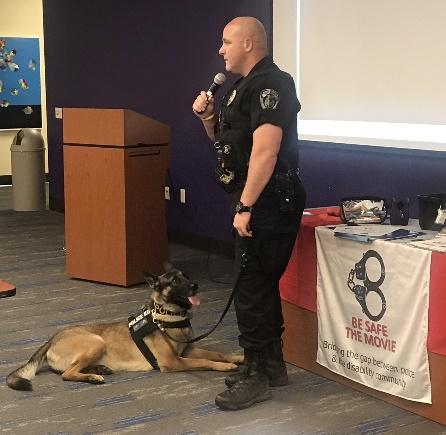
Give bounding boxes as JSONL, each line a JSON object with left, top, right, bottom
{"left": 273, "top": 0, "right": 446, "bottom": 151}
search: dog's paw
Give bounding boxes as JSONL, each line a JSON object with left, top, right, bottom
{"left": 230, "top": 355, "right": 244, "bottom": 364}
{"left": 94, "top": 365, "right": 113, "bottom": 375}
{"left": 88, "top": 374, "right": 105, "bottom": 384}
{"left": 222, "top": 363, "right": 238, "bottom": 371}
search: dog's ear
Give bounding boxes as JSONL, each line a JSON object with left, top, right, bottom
{"left": 143, "top": 273, "right": 160, "bottom": 289}
{"left": 163, "top": 262, "right": 175, "bottom": 273}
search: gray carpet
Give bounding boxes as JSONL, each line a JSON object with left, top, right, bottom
{"left": 0, "top": 185, "right": 445, "bottom": 434}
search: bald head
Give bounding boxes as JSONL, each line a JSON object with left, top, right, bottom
{"left": 219, "top": 17, "right": 269, "bottom": 76}
{"left": 227, "top": 17, "right": 268, "bottom": 53}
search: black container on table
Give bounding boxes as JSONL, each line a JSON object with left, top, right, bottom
{"left": 418, "top": 193, "right": 446, "bottom": 230}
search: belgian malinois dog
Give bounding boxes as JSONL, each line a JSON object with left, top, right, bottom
{"left": 7, "top": 264, "right": 243, "bottom": 391}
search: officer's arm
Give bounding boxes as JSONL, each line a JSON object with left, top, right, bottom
{"left": 240, "top": 123, "right": 282, "bottom": 207}
{"left": 192, "top": 91, "right": 217, "bottom": 141}
{"left": 201, "top": 116, "right": 217, "bottom": 142}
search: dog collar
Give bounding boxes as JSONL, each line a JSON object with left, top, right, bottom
{"left": 129, "top": 304, "right": 191, "bottom": 332}
{"left": 151, "top": 301, "right": 187, "bottom": 317}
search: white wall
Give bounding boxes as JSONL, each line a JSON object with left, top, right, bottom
{"left": 274, "top": 0, "right": 446, "bottom": 151}
{"left": 273, "top": 0, "right": 297, "bottom": 83}
{"left": 0, "top": 0, "right": 47, "bottom": 178}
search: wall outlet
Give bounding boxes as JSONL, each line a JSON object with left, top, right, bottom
{"left": 55, "top": 107, "right": 63, "bottom": 119}
{"left": 164, "top": 186, "right": 170, "bottom": 200}
{"left": 180, "top": 188, "right": 186, "bottom": 203}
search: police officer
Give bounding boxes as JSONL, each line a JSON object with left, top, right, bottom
{"left": 192, "top": 16, "right": 306, "bottom": 410}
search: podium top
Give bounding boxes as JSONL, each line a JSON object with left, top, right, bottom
{"left": 63, "top": 108, "right": 170, "bottom": 147}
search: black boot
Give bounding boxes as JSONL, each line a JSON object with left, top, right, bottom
{"left": 225, "top": 341, "right": 288, "bottom": 388}
{"left": 215, "top": 350, "right": 270, "bottom": 410}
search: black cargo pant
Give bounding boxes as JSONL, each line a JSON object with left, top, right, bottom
{"left": 233, "top": 230, "right": 297, "bottom": 350}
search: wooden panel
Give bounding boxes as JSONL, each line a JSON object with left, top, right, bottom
{"left": 64, "top": 145, "right": 127, "bottom": 285}
{"left": 124, "top": 146, "right": 169, "bottom": 283}
{"left": 63, "top": 108, "right": 125, "bottom": 146}
{"left": 63, "top": 108, "right": 171, "bottom": 286}
{"left": 282, "top": 300, "right": 446, "bottom": 425}
{"left": 63, "top": 108, "right": 170, "bottom": 147}
{"left": 124, "top": 110, "right": 170, "bottom": 145}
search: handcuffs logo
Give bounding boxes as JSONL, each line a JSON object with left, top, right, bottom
{"left": 347, "top": 250, "right": 386, "bottom": 322}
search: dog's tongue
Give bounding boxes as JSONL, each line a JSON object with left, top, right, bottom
{"left": 188, "top": 295, "right": 201, "bottom": 306}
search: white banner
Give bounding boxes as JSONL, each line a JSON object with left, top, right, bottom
{"left": 316, "top": 226, "right": 432, "bottom": 403}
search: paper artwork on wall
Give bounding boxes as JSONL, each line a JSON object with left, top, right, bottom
{"left": 0, "top": 37, "right": 42, "bottom": 130}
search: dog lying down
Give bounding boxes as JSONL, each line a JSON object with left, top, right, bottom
{"left": 7, "top": 263, "right": 243, "bottom": 391}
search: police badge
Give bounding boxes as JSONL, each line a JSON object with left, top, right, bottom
{"left": 226, "top": 89, "right": 237, "bottom": 106}
{"left": 260, "top": 89, "right": 279, "bottom": 110}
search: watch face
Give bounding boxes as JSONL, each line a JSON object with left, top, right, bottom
{"left": 236, "top": 201, "right": 251, "bottom": 213}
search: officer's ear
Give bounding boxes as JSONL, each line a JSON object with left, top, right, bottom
{"left": 244, "top": 38, "right": 253, "bottom": 52}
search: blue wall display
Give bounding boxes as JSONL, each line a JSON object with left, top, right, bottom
{"left": 0, "top": 37, "right": 42, "bottom": 129}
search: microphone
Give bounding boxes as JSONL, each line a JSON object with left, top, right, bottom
{"left": 206, "top": 73, "right": 226, "bottom": 97}
{"left": 197, "top": 73, "right": 226, "bottom": 115}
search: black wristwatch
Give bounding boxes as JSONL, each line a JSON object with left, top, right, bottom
{"left": 235, "top": 200, "right": 252, "bottom": 214}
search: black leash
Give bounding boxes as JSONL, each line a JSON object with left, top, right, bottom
{"left": 161, "top": 282, "right": 238, "bottom": 344}
{"left": 158, "top": 240, "right": 251, "bottom": 344}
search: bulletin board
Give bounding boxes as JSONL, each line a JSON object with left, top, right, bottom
{"left": 0, "top": 37, "right": 42, "bottom": 130}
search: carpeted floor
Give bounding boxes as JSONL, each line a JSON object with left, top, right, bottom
{"left": 0, "top": 185, "right": 445, "bottom": 434}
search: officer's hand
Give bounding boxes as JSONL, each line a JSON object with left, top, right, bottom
{"left": 192, "top": 91, "right": 215, "bottom": 119}
{"left": 233, "top": 212, "right": 253, "bottom": 238}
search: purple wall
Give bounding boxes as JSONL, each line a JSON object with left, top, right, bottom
{"left": 43, "top": 0, "right": 446, "bottom": 243}
{"left": 300, "top": 141, "right": 446, "bottom": 217}
{"left": 43, "top": 0, "right": 272, "bottom": 242}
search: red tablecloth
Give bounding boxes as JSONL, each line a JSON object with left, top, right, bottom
{"left": 279, "top": 208, "right": 446, "bottom": 357}
{"left": 280, "top": 207, "right": 341, "bottom": 313}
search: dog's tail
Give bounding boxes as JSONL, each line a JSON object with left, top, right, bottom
{"left": 7, "top": 340, "right": 51, "bottom": 391}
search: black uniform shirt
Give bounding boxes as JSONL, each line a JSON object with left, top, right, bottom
{"left": 217, "top": 57, "right": 303, "bottom": 233}
{"left": 243, "top": 57, "right": 300, "bottom": 139}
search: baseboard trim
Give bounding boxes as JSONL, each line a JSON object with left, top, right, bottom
{"left": 0, "top": 175, "right": 12, "bottom": 186}
{"left": 49, "top": 196, "right": 65, "bottom": 212}
{"left": 0, "top": 173, "right": 49, "bottom": 186}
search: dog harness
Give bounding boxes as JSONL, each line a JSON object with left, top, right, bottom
{"left": 128, "top": 304, "right": 191, "bottom": 370}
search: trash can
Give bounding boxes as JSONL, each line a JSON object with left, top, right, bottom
{"left": 10, "top": 129, "right": 46, "bottom": 211}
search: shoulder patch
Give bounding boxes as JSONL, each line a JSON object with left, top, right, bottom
{"left": 260, "top": 89, "right": 279, "bottom": 110}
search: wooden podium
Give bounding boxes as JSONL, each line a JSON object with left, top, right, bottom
{"left": 63, "top": 108, "right": 170, "bottom": 286}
